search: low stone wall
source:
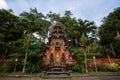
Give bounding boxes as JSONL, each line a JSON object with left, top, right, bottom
{"left": 88, "top": 58, "right": 120, "bottom": 64}
{"left": 87, "top": 58, "right": 120, "bottom": 71}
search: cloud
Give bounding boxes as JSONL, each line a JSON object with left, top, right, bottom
{"left": 6, "top": 0, "right": 31, "bottom": 14}
{"left": 0, "top": 0, "right": 8, "bottom": 9}
{"left": 5, "top": 0, "right": 120, "bottom": 26}
{"left": 69, "top": 0, "right": 120, "bottom": 26}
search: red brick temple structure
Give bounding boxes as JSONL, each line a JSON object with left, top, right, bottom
{"left": 43, "top": 24, "right": 76, "bottom": 78}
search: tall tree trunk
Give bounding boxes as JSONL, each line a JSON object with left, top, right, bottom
{"left": 84, "top": 48, "right": 88, "bottom": 73}
{"left": 107, "top": 54, "right": 111, "bottom": 63}
{"left": 22, "top": 33, "right": 31, "bottom": 73}
{"left": 109, "top": 42, "right": 116, "bottom": 56}
{"left": 0, "top": 49, "right": 8, "bottom": 65}
{"left": 2, "top": 49, "right": 8, "bottom": 60}
{"left": 22, "top": 49, "right": 28, "bottom": 73}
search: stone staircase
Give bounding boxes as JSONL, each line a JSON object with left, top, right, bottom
{"left": 42, "top": 66, "right": 72, "bottom": 79}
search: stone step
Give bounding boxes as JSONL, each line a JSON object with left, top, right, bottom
{"left": 43, "top": 71, "right": 72, "bottom": 79}
{"left": 46, "top": 71, "right": 70, "bottom": 74}
{"left": 42, "top": 75, "right": 72, "bottom": 79}
{"left": 52, "top": 68, "right": 63, "bottom": 71}
{"left": 49, "top": 66, "right": 66, "bottom": 68}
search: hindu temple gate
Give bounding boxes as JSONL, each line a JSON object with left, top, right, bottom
{"left": 43, "top": 24, "right": 75, "bottom": 78}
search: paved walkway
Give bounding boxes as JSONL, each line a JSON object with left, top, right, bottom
{"left": 0, "top": 74, "right": 120, "bottom": 80}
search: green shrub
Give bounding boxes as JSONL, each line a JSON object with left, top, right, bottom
{"left": 72, "top": 63, "right": 85, "bottom": 73}
{"left": 5, "top": 58, "right": 22, "bottom": 73}
{"left": 0, "top": 66, "right": 3, "bottom": 72}
{"left": 26, "top": 62, "right": 43, "bottom": 73}
{"left": 108, "top": 63, "right": 119, "bottom": 71}
{"left": 5, "top": 59, "right": 15, "bottom": 72}
{"left": 97, "top": 64, "right": 109, "bottom": 72}
{"left": 0, "top": 63, "right": 8, "bottom": 73}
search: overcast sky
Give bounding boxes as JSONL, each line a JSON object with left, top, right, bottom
{"left": 0, "top": 0, "right": 120, "bottom": 26}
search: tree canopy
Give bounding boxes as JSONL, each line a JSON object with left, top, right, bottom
{"left": 99, "top": 7, "right": 120, "bottom": 56}
{"left": 0, "top": 7, "right": 120, "bottom": 73}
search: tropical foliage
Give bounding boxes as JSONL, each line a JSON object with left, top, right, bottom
{"left": 0, "top": 7, "right": 120, "bottom": 73}
{"left": 99, "top": 7, "right": 120, "bottom": 56}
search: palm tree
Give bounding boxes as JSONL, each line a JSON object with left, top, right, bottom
{"left": 22, "top": 32, "right": 32, "bottom": 73}
{"left": 80, "top": 33, "right": 88, "bottom": 73}
{"left": 78, "top": 19, "right": 96, "bottom": 37}
{"left": 19, "top": 8, "right": 50, "bottom": 72}
{"left": 114, "top": 31, "right": 120, "bottom": 41}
